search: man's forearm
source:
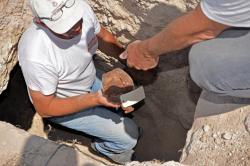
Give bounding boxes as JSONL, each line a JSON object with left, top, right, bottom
{"left": 30, "top": 89, "right": 101, "bottom": 117}
{"left": 142, "top": 5, "right": 229, "bottom": 57}
{"left": 44, "top": 93, "right": 99, "bottom": 117}
{"left": 97, "top": 26, "right": 125, "bottom": 59}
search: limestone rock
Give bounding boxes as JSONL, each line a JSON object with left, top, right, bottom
{"left": 202, "top": 125, "right": 210, "bottom": 132}
{"left": 244, "top": 114, "right": 250, "bottom": 133}
{"left": 0, "top": 121, "right": 106, "bottom": 166}
{"left": 222, "top": 132, "right": 233, "bottom": 140}
{"left": 0, "top": 0, "right": 32, "bottom": 94}
{"left": 88, "top": 0, "right": 199, "bottom": 45}
{"left": 125, "top": 161, "right": 185, "bottom": 166}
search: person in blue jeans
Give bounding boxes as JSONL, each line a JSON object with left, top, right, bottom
{"left": 50, "top": 77, "right": 139, "bottom": 164}
{"left": 18, "top": 0, "right": 138, "bottom": 164}
{"left": 121, "top": 0, "right": 250, "bottom": 98}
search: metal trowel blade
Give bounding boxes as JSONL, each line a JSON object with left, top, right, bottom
{"left": 120, "top": 86, "right": 145, "bottom": 107}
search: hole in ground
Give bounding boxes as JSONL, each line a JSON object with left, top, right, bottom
{"left": 0, "top": 64, "right": 199, "bottom": 162}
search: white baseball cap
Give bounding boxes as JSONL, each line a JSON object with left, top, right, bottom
{"left": 29, "top": 0, "right": 84, "bottom": 34}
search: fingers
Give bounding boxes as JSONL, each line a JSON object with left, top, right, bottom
{"left": 106, "top": 98, "right": 121, "bottom": 108}
{"left": 119, "top": 51, "right": 128, "bottom": 59}
{"left": 120, "top": 50, "right": 140, "bottom": 69}
{"left": 122, "top": 106, "right": 134, "bottom": 114}
{"left": 127, "top": 58, "right": 157, "bottom": 71}
{"left": 124, "top": 109, "right": 135, "bottom": 114}
{"left": 105, "top": 102, "right": 121, "bottom": 109}
{"left": 121, "top": 41, "right": 159, "bottom": 71}
{"left": 97, "top": 90, "right": 121, "bottom": 108}
{"left": 126, "top": 58, "right": 135, "bottom": 68}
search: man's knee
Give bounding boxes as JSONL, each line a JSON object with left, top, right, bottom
{"left": 93, "top": 117, "right": 138, "bottom": 156}
{"left": 118, "top": 117, "right": 139, "bottom": 149}
{"left": 189, "top": 29, "right": 250, "bottom": 96}
{"left": 96, "top": 118, "right": 138, "bottom": 155}
{"left": 189, "top": 44, "right": 222, "bottom": 94}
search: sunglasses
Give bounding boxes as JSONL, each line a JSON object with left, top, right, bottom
{"left": 38, "top": 0, "right": 75, "bottom": 21}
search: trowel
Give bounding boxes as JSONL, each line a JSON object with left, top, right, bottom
{"left": 120, "top": 86, "right": 145, "bottom": 107}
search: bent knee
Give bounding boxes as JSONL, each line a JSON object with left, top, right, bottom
{"left": 118, "top": 117, "right": 139, "bottom": 149}
{"left": 189, "top": 45, "right": 223, "bottom": 93}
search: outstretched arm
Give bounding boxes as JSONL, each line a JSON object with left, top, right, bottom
{"left": 29, "top": 89, "right": 119, "bottom": 117}
{"left": 121, "top": 4, "right": 229, "bottom": 70}
{"left": 97, "top": 26, "right": 125, "bottom": 60}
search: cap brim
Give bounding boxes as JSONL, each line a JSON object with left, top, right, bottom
{"left": 43, "top": 0, "right": 84, "bottom": 34}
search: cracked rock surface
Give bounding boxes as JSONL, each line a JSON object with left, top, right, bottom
{"left": 0, "top": 0, "right": 31, "bottom": 94}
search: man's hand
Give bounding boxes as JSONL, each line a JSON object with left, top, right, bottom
{"left": 120, "top": 40, "right": 159, "bottom": 71}
{"left": 96, "top": 90, "right": 120, "bottom": 108}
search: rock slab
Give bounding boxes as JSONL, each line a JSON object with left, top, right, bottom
{"left": 0, "top": 121, "right": 106, "bottom": 166}
{"left": 0, "top": 0, "right": 32, "bottom": 94}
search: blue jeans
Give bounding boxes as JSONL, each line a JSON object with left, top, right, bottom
{"left": 189, "top": 28, "right": 250, "bottom": 98}
{"left": 49, "top": 77, "right": 139, "bottom": 158}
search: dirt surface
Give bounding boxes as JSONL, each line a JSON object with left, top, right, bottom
{"left": 181, "top": 91, "right": 250, "bottom": 166}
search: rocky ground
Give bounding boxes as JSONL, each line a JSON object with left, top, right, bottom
{"left": 180, "top": 91, "right": 250, "bottom": 166}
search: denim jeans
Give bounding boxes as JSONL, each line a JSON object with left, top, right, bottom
{"left": 189, "top": 28, "right": 250, "bottom": 98}
{"left": 49, "top": 77, "right": 139, "bottom": 159}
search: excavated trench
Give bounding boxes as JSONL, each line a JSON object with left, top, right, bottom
{"left": 1, "top": 1, "right": 249, "bottom": 165}
{"left": 0, "top": 0, "right": 202, "bottom": 163}
{"left": 0, "top": 50, "right": 199, "bottom": 162}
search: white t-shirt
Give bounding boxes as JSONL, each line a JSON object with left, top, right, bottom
{"left": 201, "top": 0, "right": 250, "bottom": 27}
{"left": 18, "top": 0, "right": 101, "bottom": 99}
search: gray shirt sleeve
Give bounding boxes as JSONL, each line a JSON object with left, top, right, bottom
{"left": 201, "top": 0, "right": 250, "bottom": 27}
